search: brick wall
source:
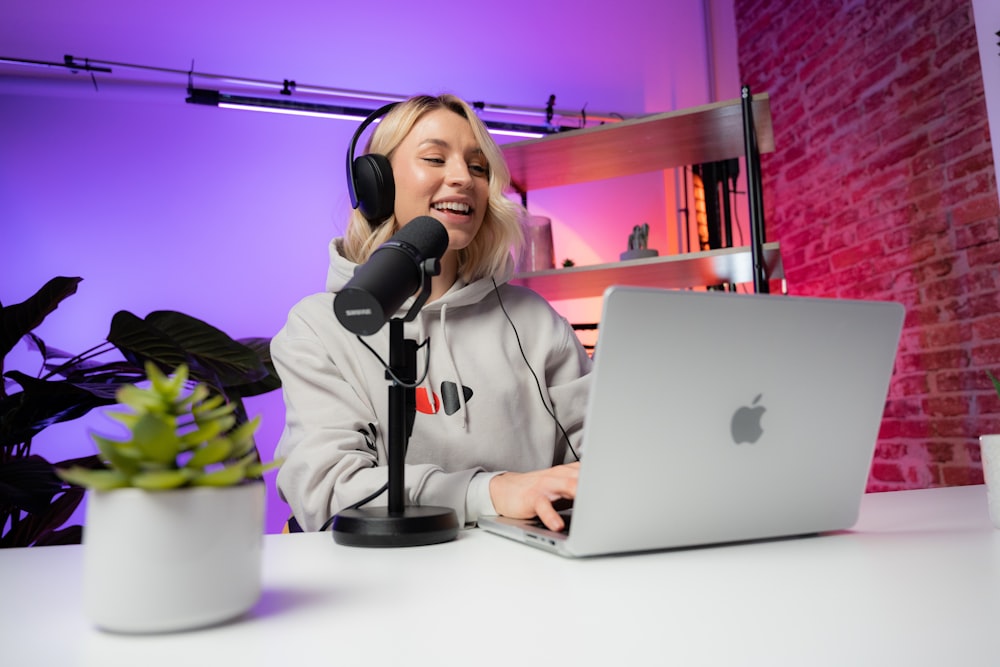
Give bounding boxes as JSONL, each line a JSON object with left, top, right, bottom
{"left": 734, "top": 0, "right": 1000, "bottom": 489}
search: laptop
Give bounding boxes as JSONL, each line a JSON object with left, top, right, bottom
{"left": 478, "top": 286, "right": 905, "bottom": 557}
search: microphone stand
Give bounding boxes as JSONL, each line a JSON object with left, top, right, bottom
{"left": 332, "top": 258, "right": 460, "bottom": 547}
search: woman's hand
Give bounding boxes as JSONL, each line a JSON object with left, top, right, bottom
{"left": 489, "top": 462, "right": 580, "bottom": 532}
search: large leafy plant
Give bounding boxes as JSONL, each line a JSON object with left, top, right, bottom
{"left": 1, "top": 277, "right": 280, "bottom": 547}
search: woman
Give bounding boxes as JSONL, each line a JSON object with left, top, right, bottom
{"left": 272, "top": 94, "right": 591, "bottom": 533}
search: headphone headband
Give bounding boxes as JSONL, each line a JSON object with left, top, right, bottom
{"left": 346, "top": 102, "right": 400, "bottom": 226}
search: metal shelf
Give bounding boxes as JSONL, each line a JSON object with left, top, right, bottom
{"left": 511, "top": 242, "right": 784, "bottom": 301}
{"left": 501, "top": 91, "right": 780, "bottom": 296}
{"left": 501, "top": 94, "right": 774, "bottom": 192}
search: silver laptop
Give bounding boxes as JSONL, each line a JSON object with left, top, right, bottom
{"left": 478, "top": 286, "right": 905, "bottom": 557}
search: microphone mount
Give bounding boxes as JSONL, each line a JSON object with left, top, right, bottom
{"left": 331, "top": 255, "right": 460, "bottom": 547}
{"left": 401, "top": 258, "right": 439, "bottom": 322}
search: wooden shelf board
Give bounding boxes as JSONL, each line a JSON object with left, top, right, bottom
{"left": 502, "top": 94, "right": 773, "bottom": 192}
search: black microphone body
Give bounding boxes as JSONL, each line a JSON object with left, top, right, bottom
{"left": 334, "top": 216, "right": 449, "bottom": 336}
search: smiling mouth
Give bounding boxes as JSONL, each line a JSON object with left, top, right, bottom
{"left": 432, "top": 201, "right": 472, "bottom": 215}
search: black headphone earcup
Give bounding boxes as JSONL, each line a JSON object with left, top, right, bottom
{"left": 353, "top": 153, "right": 395, "bottom": 226}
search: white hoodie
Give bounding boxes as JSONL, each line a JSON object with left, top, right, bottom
{"left": 272, "top": 238, "right": 593, "bottom": 530}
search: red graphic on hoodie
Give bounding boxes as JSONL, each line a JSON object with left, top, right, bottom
{"left": 416, "top": 382, "right": 474, "bottom": 415}
{"left": 416, "top": 388, "right": 441, "bottom": 414}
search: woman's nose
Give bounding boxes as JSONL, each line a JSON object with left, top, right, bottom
{"left": 445, "top": 160, "right": 473, "bottom": 188}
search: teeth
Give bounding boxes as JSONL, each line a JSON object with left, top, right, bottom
{"left": 433, "top": 202, "right": 470, "bottom": 213}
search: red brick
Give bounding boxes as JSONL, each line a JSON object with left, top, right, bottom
{"left": 972, "top": 342, "right": 1000, "bottom": 366}
{"left": 924, "top": 395, "right": 973, "bottom": 417}
{"left": 972, "top": 315, "right": 1000, "bottom": 341}
{"left": 735, "top": 0, "right": 997, "bottom": 492}
{"left": 941, "top": 466, "right": 985, "bottom": 486}
{"left": 871, "top": 462, "right": 906, "bottom": 483}
{"left": 952, "top": 196, "right": 1000, "bottom": 227}
{"left": 947, "top": 147, "right": 997, "bottom": 182}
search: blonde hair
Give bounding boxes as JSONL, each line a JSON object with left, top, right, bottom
{"left": 342, "top": 94, "right": 524, "bottom": 282}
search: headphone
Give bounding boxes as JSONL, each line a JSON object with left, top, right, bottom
{"left": 346, "top": 102, "right": 400, "bottom": 227}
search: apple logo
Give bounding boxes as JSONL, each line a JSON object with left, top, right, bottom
{"left": 731, "top": 394, "right": 765, "bottom": 444}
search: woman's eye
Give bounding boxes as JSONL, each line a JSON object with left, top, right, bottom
{"left": 423, "top": 157, "right": 445, "bottom": 165}
{"left": 469, "top": 163, "right": 488, "bottom": 176}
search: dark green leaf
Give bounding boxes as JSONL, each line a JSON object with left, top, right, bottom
{"left": 226, "top": 337, "right": 281, "bottom": 397}
{"left": 56, "top": 453, "right": 104, "bottom": 470}
{"left": 24, "top": 335, "right": 76, "bottom": 361}
{"left": 0, "top": 372, "right": 114, "bottom": 448}
{"left": 0, "top": 486, "right": 86, "bottom": 548}
{"left": 33, "top": 524, "right": 84, "bottom": 547}
{"left": 106, "top": 310, "right": 191, "bottom": 375}
{"left": 0, "top": 455, "right": 63, "bottom": 513}
{"left": 987, "top": 370, "right": 1000, "bottom": 397}
{"left": 53, "top": 361, "right": 145, "bottom": 391}
{"left": 146, "top": 312, "right": 268, "bottom": 387}
{"left": 0, "top": 277, "right": 82, "bottom": 361}
{"left": 108, "top": 310, "right": 268, "bottom": 392}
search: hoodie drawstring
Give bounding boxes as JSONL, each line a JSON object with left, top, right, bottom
{"left": 438, "top": 303, "right": 469, "bottom": 430}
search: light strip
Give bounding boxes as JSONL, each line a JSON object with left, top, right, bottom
{"left": 217, "top": 102, "right": 368, "bottom": 122}
{"left": 188, "top": 88, "right": 549, "bottom": 138}
{"left": 485, "top": 128, "right": 547, "bottom": 139}
{"left": 0, "top": 55, "right": 624, "bottom": 126}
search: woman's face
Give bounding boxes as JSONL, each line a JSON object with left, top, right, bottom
{"left": 389, "top": 108, "right": 490, "bottom": 253}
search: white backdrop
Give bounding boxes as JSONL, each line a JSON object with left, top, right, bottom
{"left": 973, "top": 0, "right": 1000, "bottom": 209}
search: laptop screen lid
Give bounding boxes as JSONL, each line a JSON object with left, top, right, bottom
{"left": 480, "top": 287, "right": 904, "bottom": 558}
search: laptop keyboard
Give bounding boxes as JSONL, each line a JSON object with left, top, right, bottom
{"left": 530, "top": 511, "right": 572, "bottom": 534}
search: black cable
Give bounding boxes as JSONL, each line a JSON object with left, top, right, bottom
{"left": 355, "top": 334, "right": 432, "bottom": 388}
{"left": 492, "top": 279, "right": 580, "bottom": 462}
{"left": 318, "top": 481, "right": 390, "bottom": 532}
{"left": 316, "top": 329, "right": 431, "bottom": 531}
{"left": 320, "top": 282, "right": 582, "bottom": 531}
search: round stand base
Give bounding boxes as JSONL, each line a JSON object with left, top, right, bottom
{"left": 331, "top": 505, "right": 459, "bottom": 547}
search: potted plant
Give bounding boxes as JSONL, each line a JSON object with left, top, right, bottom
{"left": 56, "top": 361, "right": 281, "bottom": 633}
{"left": 1, "top": 276, "right": 280, "bottom": 548}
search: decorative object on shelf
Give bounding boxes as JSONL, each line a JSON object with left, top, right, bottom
{"left": 620, "top": 222, "right": 658, "bottom": 261}
{"left": 56, "top": 362, "right": 281, "bottom": 633}
{"left": 515, "top": 214, "right": 555, "bottom": 273}
{"left": 562, "top": 258, "right": 576, "bottom": 268}
{"left": 981, "top": 370, "right": 1000, "bottom": 530}
{"left": 0, "top": 276, "right": 281, "bottom": 548}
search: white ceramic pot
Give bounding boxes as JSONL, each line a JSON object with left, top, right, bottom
{"left": 83, "top": 483, "right": 265, "bottom": 633}
{"left": 980, "top": 435, "right": 1000, "bottom": 529}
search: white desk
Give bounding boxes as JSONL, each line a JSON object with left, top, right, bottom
{"left": 3, "top": 485, "right": 999, "bottom": 666}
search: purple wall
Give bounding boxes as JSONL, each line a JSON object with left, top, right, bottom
{"left": 1, "top": 0, "right": 729, "bottom": 532}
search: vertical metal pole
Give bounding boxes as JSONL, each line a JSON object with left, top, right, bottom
{"left": 741, "top": 85, "right": 769, "bottom": 294}
{"left": 387, "top": 318, "right": 411, "bottom": 516}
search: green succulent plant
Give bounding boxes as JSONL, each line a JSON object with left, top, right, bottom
{"left": 56, "top": 362, "right": 280, "bottom": 491}
{"left": 989, "top": 370, "right": 1000, "bottom": 399}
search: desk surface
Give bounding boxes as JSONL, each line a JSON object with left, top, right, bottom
{"left": 3, "top": 485, "right": 999, "bottom": 666}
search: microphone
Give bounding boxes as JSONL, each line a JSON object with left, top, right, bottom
{"left": 334, "top": 216, "right": 449, "bottom": 335}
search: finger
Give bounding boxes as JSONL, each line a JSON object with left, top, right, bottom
{"left": 534, "top": 497, "right": 565, "bottom": 532}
